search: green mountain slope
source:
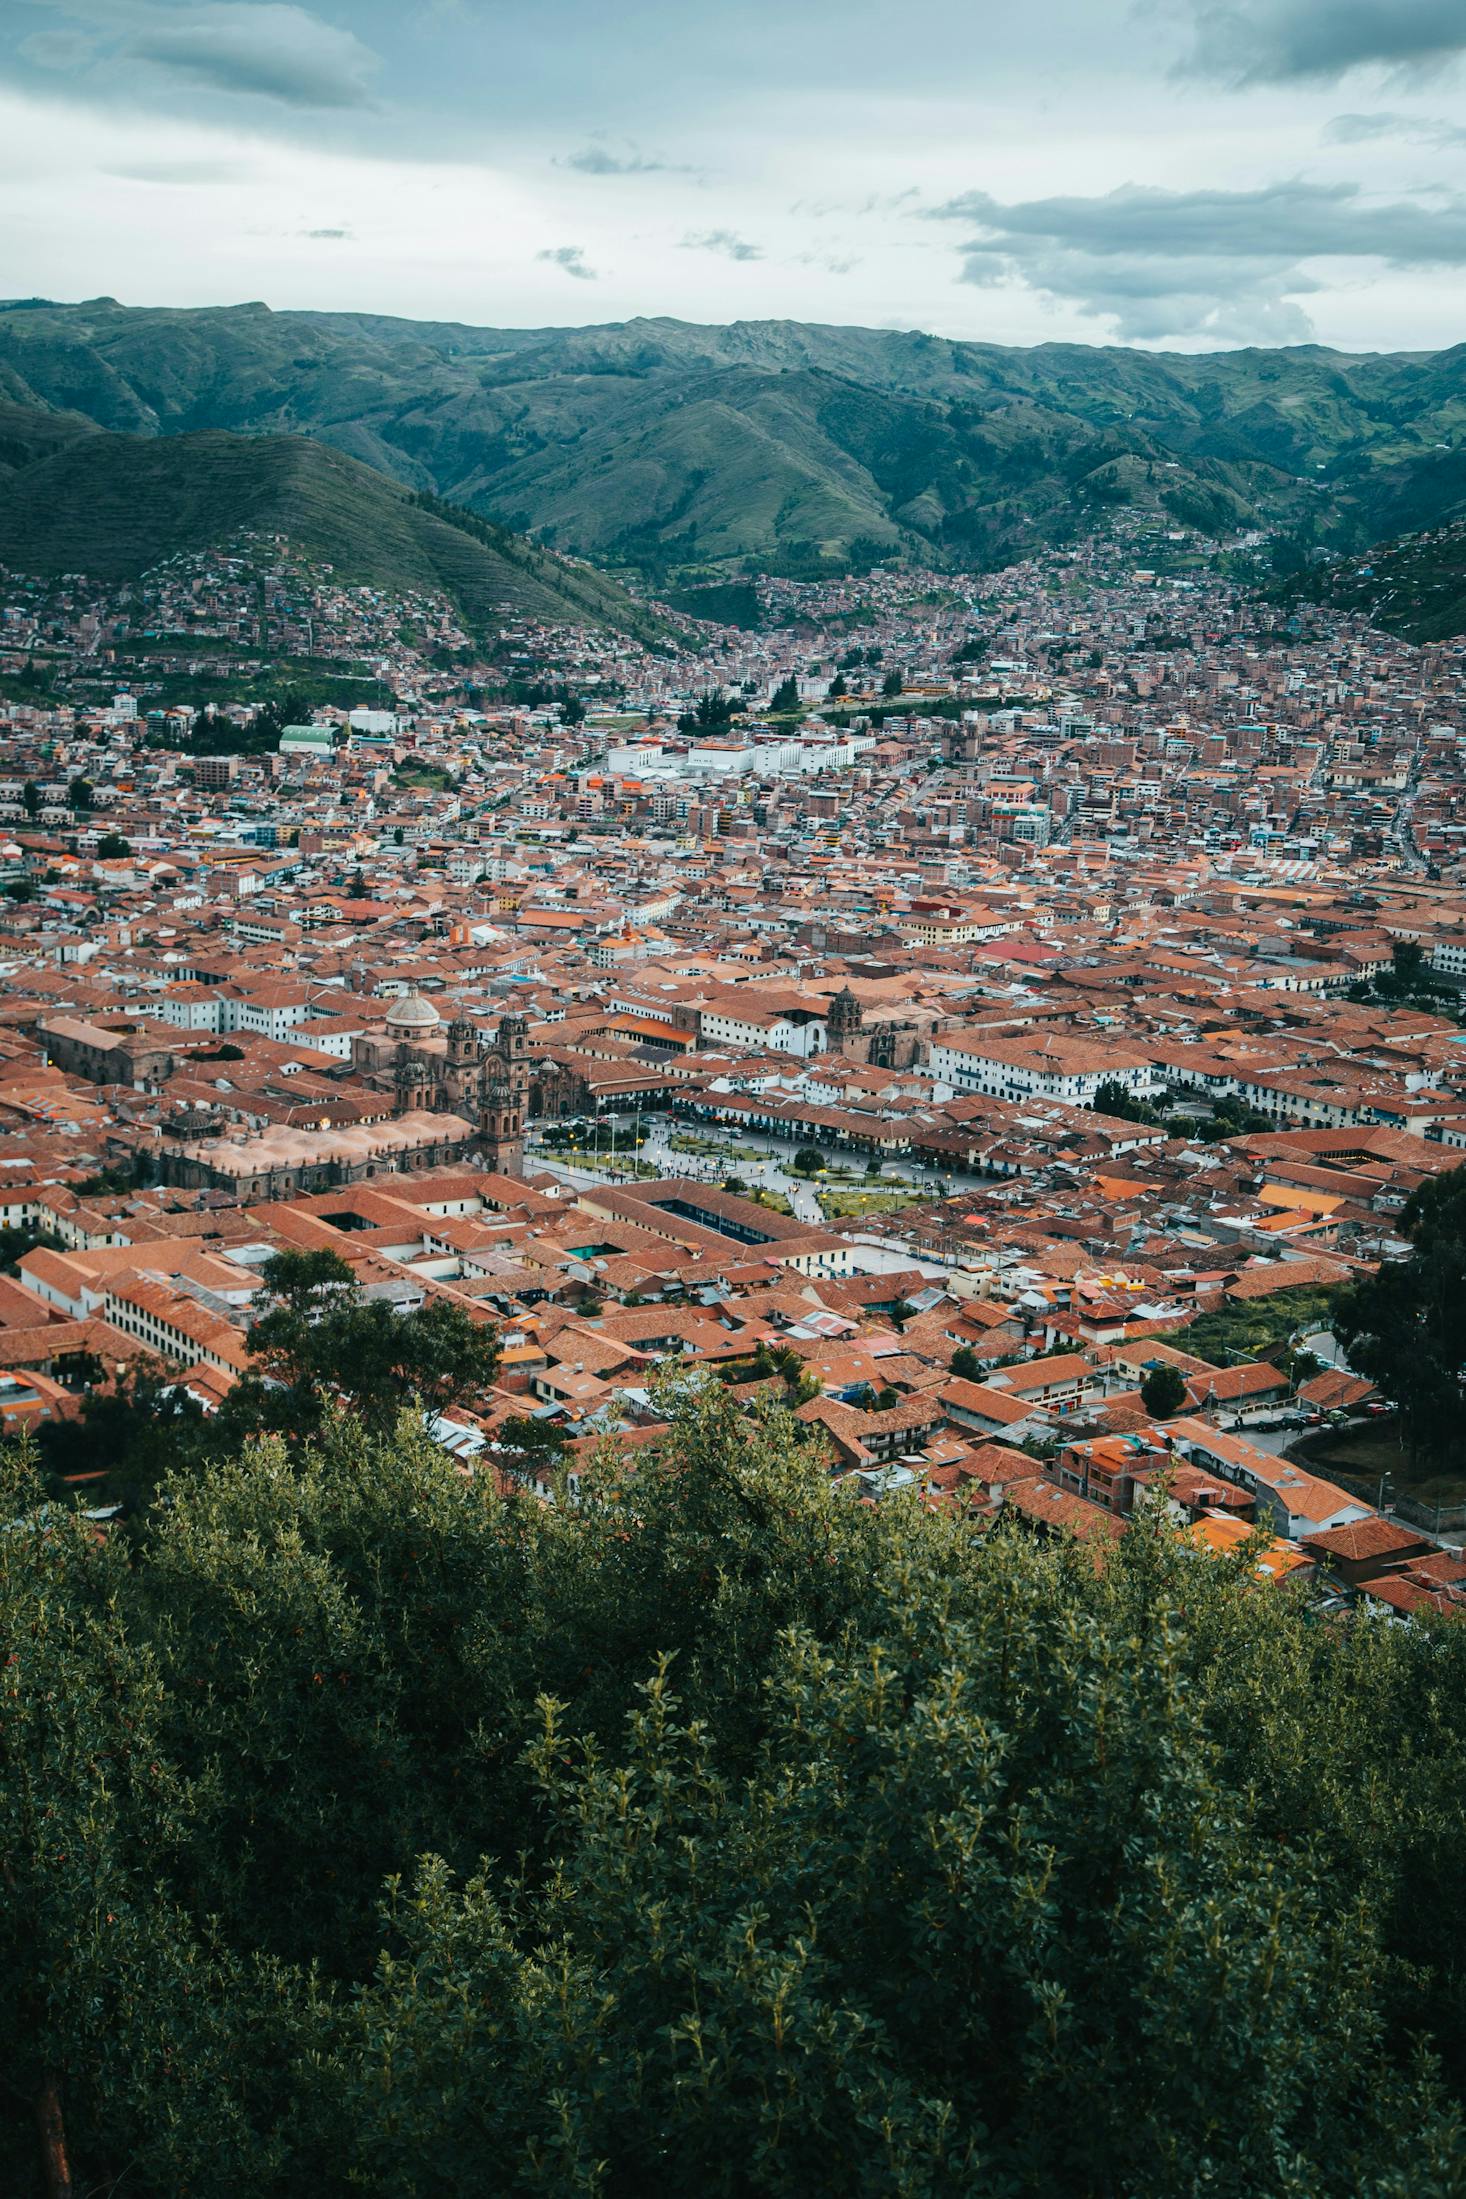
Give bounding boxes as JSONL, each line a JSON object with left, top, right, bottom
{"left": 1287, "top": 519, "right": 1466, "bottom": 643}
{"left": 2, "top": 297, "right": 1465, "bottom": 578}
{"left": 0, "top": 398, "right": 671, "bottom": 643}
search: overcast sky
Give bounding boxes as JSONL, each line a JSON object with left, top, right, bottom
{"left": 3, "top": 0, "right": 1466, "bottom": 350}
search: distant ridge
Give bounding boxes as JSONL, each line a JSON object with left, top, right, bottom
{"left": 2, "top": 296, "right": 1465, "bottom": 581}
{"left": 0, "top": 402, "right": 673, "bottom": 644}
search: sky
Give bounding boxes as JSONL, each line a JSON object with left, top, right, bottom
{"left": 2, "top": 0, "right": 1466, "bottom": 351}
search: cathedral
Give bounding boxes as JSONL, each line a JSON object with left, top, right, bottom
{"left": 352, "top": 996, "right": 530, "bottom": 1174}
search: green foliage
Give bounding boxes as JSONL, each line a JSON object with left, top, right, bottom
{"left": 1139, "top": 1361, "right": 1188, "bottom": 1419}
{"left": 0, "top": 1224, "right": 62, "bottom": 1274}
{"left": 1092, "top": 1077, "right": 1162, "bottom": 1125}
{"left": 1180, "top": 1287, "right": 1337, "bottom": 1370}
{"left": 5, "top": 1385, "right": 1466, "bottom": 2192}
{"left": 1335, "top": 1169, "right": 1466, "bottom": 1466}
{"left": 791, "top": 1145, "right": 826, "bottom": 1177}
{"left": 95, "top": 830, "right": 131, "bottom": 859}
{"left": 950, "top": 1344, "right": 982, "bottom": 1382}
{"left": 677, "top": 689, "right": 737, "bottom": 737}
{"left": 28, "top": 1249, "right": 504, "bottom": 1516}
{"left": 495, "top": 1414, "right": 571, "bottom": 1482}
{"left": 769, "top": 675, "right": 802, "bottom": 716}
{"left": 748, "top": 1341, "right": 818, "bottom": 1403}
{"left": 664, "top": 579, "right": 763, "bottom": 629}
{"left": 34, "top": 1360, "right": 210, "bottom": 1511}
{"left": 224, "top": 1248, "right": 501, "bottom": 1444}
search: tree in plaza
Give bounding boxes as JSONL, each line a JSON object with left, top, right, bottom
{"left": 1390, "top": 940, "right": 1425, "bottom": 988}
{"left": 1334, "top": 1166, "right": 1466, "bottom": 1464}
{"left": 1140, "top": 1361, "right": 1188, "bottom": 1419}
{"left": 6, "top": 1382, "right": 1466, "bottom": 2191}
{"left": 791, "top": 1145, "right": 826, "bottom": 1177}
{"left": 1092, "top": 1077, "right": 1162, "bottom": 1125}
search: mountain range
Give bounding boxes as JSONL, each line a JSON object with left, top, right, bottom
{"left": 1, "top": 296, "right": 1464, "bottom": 625}
{"left": 0, "top": 396, "right": 670, "bottom": 645}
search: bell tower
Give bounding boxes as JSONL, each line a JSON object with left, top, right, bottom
{"left": 827, "top": 986, "right": 863, "bottom": 1055}
{"left": 477, "top": 1012, "right": 530, "bottom": 1175}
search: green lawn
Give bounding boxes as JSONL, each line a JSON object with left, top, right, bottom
{"left": 817, "top": 1188, "right": 922, "bottom": 1219}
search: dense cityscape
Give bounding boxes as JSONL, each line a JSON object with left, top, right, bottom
{"left": 1, "top": 508, "right": 1463, "bottom": 1606}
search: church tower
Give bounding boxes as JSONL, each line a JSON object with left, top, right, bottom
{"left": 827, "top": 986, "right": 863, "bottom": 1055}
{"left": 477, "top": 1012, "right": 530, "bottom": 1175}
{"left": 442, "top": 1016, "right": 480, "bottom": 1111}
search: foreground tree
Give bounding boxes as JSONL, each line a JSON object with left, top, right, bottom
{"left": 223, "top": 1248, "right": 501, "bottom": 1441}
{"left": 1334, "top": 1168, "right": 1466, "bottom": 1465}
{"left": 6, "top": 1384, "right": 1466, "bottom": 2193}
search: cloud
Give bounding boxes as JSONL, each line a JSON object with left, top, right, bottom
{"left": 536, "top": 244, "right": 596, "bottom": 280}
{"left": 104, "top": 155, "right": 247, "bottom": 180}
{"left": 1175, "top": 1, "right": 1466, "bottom": 86}
{"left": 556, "top": 137, "right": 699, "bottom": 176}
{"left": 681, "top": 228, "right": 762, "bottom": 261}
{"left": 18, "top": 27, "right": 99, "bottom": 67}
{"left": 1325, "top": 109, "right": 1466, "bottom": 147}
{"left": 21, "top": 1, "right": 381, "bottom": 110}
{"left": 926, "top": 177, "right": 1466, "bottom": 341}
{"left": 796, "top": 250, "right": 862, "bottom": 274}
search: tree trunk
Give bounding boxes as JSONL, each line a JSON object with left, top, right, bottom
{"left": 35, "top": 2075, "right": 73, "bottom": 2199}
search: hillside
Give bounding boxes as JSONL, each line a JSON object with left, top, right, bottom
{"left": 0, "top": 399, "right": 671, "bottom": 644}
{"left": 2, "top": 297, "right": 1465, "bottom": 579}
{"left": 1287, "top": 518, "right": 1466, "bottom": 643}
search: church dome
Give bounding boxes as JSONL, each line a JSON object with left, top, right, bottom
{"left": 386, "top": 993, "right": 441, "bottom": 1038}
